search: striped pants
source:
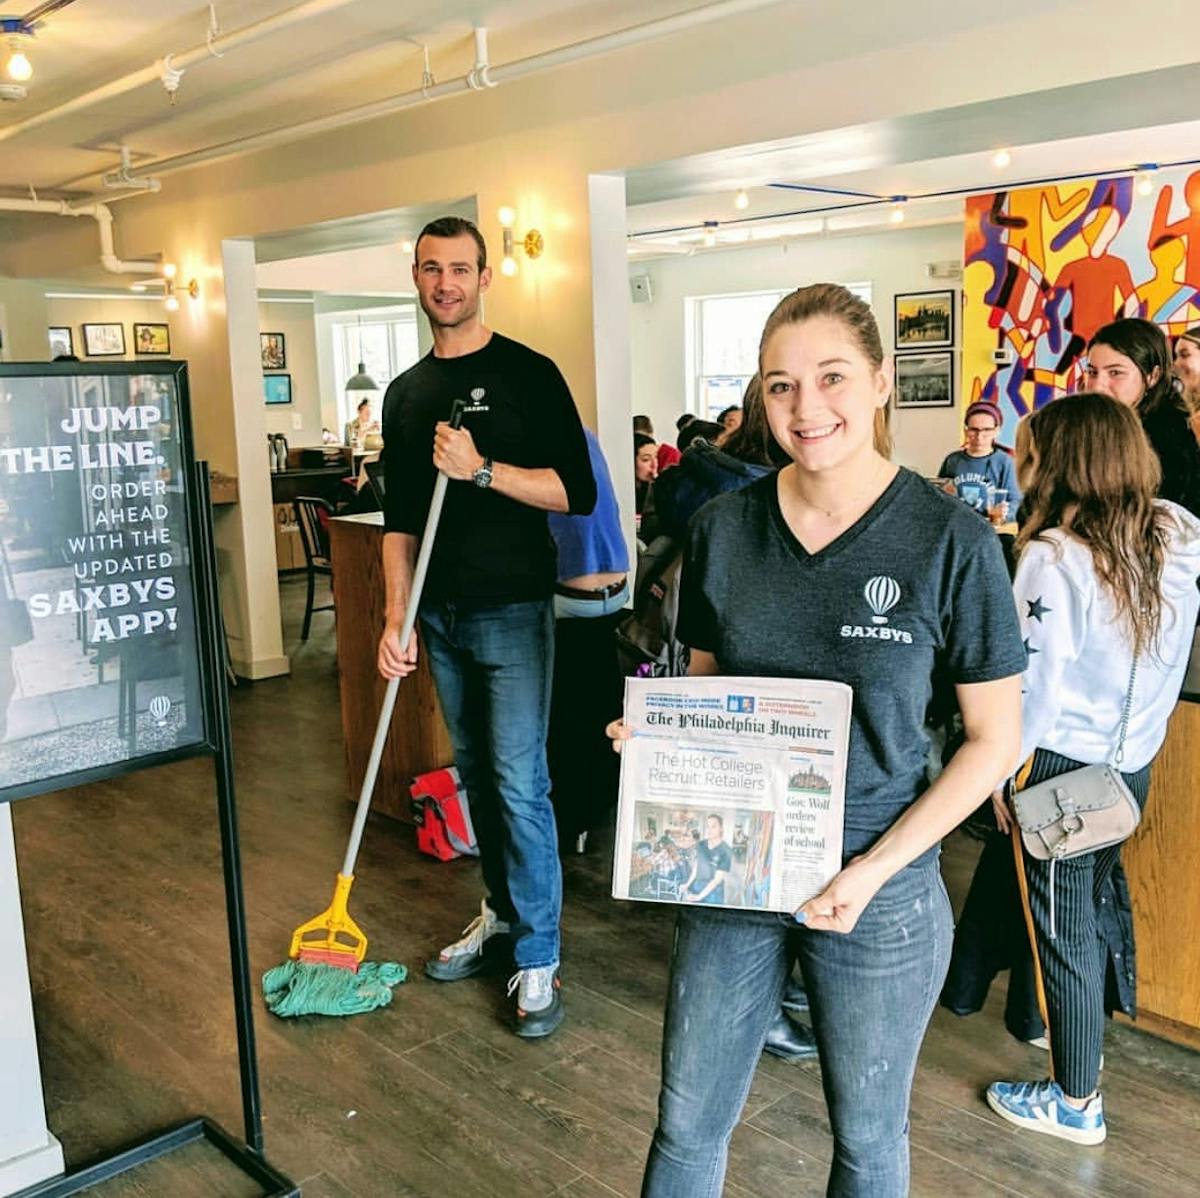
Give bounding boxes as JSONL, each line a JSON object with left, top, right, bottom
{"left": 1020, "top": 749, "right": 1151, "bottom": 1100}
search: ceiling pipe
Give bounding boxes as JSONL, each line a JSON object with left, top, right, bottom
{"left": 100, "top": 145, "right": 161, "bottom": 194}
{"left": 0, "top": 0, "right": 363, "bottom": 146}
{"left": 0, "top": 196, "right": 160, "bottom": 273}
{"left": 79, "top": 0, "right": 782, "bottom": 183}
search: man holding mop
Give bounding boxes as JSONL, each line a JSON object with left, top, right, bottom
{"left": 378, "top": 216, "right": 596, "bottom": 1038}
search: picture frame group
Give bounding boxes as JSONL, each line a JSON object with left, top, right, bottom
{"left": 60, "top": 322, "right": 173, "bottom": 358}
{"left": 261, "top": 332, "right": 286, "bottom": 370}
{"left": 263, "top": 374, "right": 293, "bottom": 405}
{"left": 892, "top": 289, "right": 956, "bottom": 409}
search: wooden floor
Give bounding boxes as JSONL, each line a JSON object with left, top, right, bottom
{"left": 11, "top": 576, "right": 1200, "bottom": 1197}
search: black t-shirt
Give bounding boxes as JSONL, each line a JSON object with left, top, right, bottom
{"left": 382, "top": 333, "right": 596, "bottom": 604}
{"left": 692, "top": 839, "right": 732, "bottom": 896}
{"left": 678, "top": 469, "right": 1025, "bottom": 861}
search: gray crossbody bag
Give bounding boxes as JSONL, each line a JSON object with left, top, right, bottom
{"left": 1009, "top": 658, "right": 1141, "bottom": 938}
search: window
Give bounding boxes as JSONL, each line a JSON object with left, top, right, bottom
{"left": 685, "top": 283, "right": 873, "bottom": 420}
{"left": 331, "top": 308, "right": 420, "bottom": 430}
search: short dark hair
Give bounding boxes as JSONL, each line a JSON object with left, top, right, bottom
{"left": 633, "top": 414, "right": 654, "bottom": 436}
{"left": 414, "top": 216, "right": 487, "bottom": 271}
{"left": 634, "top": 432, "right": 656, "bottom": 454}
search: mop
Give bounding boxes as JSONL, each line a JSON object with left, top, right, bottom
{"left": 263, "top": 401, "right": 464, "bottom": 1018}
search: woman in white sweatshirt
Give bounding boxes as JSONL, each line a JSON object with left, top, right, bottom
{"left": 987, "top": 392, "right": 1200, "bottom": 1145}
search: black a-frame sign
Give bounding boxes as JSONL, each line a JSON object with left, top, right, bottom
{"left": 0, "top": 361, "right": 296, "bottom": 1197}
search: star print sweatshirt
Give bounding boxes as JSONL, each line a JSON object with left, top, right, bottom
{"left": 1015, "top": 501, "right": 1200, "bottom": 771}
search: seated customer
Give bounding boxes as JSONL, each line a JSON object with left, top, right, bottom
{"left": 548, "top": 428, "right": 630, "bottom": 852}
{"left": 654, "top": 381, "right": 776, "bottom": 539}
{"left": 634, "top": 414, "right": 682, "bottom": 473}
{"left": 938, "top": 401, "right": 1021, "bottom": 518}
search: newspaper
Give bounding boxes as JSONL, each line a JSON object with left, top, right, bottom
{"left": 612, "top": 675, "right": 852, "bottom": 915}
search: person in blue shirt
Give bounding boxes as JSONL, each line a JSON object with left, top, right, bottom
{"left": 547, "top": 428, "right": 630, "bottom": 853}
{"left": 938, "top": 400, "right": 1022, "bottom": 519}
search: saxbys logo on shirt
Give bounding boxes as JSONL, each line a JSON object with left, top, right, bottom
{"left": 840, "top": 575, "right": 913, "bottom": 644}
{"left": 462, "top": 386, "right": 490, "bottom": 415}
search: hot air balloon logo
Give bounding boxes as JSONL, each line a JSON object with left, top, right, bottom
{"left": 149, "top": 695, "right": 171, "bottom": 726}
{"left": 864, "top": 576, "right": 901, "bottom": 625}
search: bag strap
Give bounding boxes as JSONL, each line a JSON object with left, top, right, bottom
{"left": 1110, "top": 655, "right": 1138, "bottom": 769}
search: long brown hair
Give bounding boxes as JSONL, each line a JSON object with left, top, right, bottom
{"left": 758, "top": 283, "right": 892, "bottom": 458}
{"left": 1017, "top": 392, "right": 1168, "bottom": 654}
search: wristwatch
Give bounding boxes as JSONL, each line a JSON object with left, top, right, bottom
{"left": 472, "top": 455, "right": 494, "bottom": 489}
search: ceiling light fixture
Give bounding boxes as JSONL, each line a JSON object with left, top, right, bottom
{"left": 888, "top": 197, "right": 907, "bottom": 224}
{"left": 1134, "top": 163, "right": 1158, "bottom": 196}
{"left": 1, "top": 18, "right": 33, "bottom": 83}
{"left": 702, "top": 220, "right": 718, "bottom": 247}
{"left": 734, "top": 189, "right": 749, "bottom": 210}
{"left": 992, "top": 148, "right": 1012, "bottom": 169}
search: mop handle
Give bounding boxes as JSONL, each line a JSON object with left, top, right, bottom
{"left": 341, "top": 399, "right": 466, "bottom": 878}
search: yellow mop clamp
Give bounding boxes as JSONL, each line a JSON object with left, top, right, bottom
{"left": 289, "top": 873, "right": 367, "bottom": 969}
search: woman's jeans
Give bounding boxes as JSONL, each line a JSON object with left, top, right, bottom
{"left": 419, "top": 598, "right": 560, "bottom": 970}
{"left": 643, "top": 859, "right": 953, "bottom": 1198}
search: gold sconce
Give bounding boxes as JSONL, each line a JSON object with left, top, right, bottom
{"left": 497, "top": 207, "right": 544, "bottom": 277}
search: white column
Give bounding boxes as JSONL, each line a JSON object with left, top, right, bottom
{"left": 0, "top": 804, "right": 64, "bottom": 1195}
{"left": 587, "top": 173, "right": 637, "bottom": 566}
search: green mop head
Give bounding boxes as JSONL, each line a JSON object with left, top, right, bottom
{"left": 262, "top": 959, "right": 407, "bottom": 1018}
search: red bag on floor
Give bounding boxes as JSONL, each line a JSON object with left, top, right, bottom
{"left": 410, "top": 766, "right": 479, "bottom": 861}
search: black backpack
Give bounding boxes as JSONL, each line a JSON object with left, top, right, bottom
{"left": 615, "top": 533, "right": 690, "bottom": 678}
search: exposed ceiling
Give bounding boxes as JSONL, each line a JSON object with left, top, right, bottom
{"left": 0, "top": 0, "right": 753, "bottom": 193}
{"left": 625, "top": 70, "right": 1200, "bottom": 259}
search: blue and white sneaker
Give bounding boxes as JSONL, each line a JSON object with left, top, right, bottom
{"left": 986, "top": 1079, "right": 1106, "bottom": 1145}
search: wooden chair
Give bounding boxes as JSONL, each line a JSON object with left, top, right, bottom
{"left": 293, "top": 496, "right": 335, "bottom": 640}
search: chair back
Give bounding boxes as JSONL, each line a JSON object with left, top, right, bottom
{"left": 293, "top": 496, "right": 334, "bottom": 568}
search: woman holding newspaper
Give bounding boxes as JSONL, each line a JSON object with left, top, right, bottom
{"left": 610, "top": 283, "right": 1025, "bottom": 1198}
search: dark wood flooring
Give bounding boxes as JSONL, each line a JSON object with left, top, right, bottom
{"left": 11, "top": 576, "right": 1200, "bottom": 1197}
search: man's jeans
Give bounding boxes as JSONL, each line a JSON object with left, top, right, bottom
{"left": 643, "top": 860, "right": 953, "bottom": 1198}
{"left": 419, "top": 598, "right": 561, "bottom": 969}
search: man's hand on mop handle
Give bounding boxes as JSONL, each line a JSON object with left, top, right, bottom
{"left": 378, "top": 620, "right": 419, "bottom": 680}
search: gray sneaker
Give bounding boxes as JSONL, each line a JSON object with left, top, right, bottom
{"left": 425, "top": 899, "right": 512, "bottom": 982}
{"left": 508, "top": 965, "right": 564, "bottom": 1038}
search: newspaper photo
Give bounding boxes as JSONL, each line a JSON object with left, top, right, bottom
{"left": 612, "top": 676, "right": 852, "bottom": 915}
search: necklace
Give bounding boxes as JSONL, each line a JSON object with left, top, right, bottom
{"left": 788, "top": 457, "right": 890, "bottom": 521}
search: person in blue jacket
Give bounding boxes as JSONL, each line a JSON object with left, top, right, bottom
{"left": 938, "top": 400, "right": 1021, "bottom": 518}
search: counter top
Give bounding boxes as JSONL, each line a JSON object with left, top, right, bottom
{"left": 330, "top": 511, "right": 384, "bottom": 528}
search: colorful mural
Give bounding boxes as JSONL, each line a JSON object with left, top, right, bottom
{"left": 962, "top": 166, "right": 1200, "bottom": 441}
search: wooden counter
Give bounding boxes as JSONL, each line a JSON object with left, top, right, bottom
{"left": 328, "top": 512, "right": 453, "bottom": 822}
{"left": 1121, "top": 695, "right": 1200, "bottom": 1050}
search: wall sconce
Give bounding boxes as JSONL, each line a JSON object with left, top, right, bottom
{"left": 137, "top": 264, "right": 199, "bottom": 311}
{"left": 497, "top": 206, "right": 544, "bottom": 277}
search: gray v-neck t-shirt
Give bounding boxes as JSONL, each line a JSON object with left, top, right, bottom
{"left": 677, "top": 468, "right": 1026, "bottom": 861}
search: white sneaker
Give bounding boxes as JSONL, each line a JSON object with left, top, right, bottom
{"left": 508, "top": 964, "right": 564, "bottom": 1038}
{"left": 424, "top": 899, "right": 511, "bottom": 982}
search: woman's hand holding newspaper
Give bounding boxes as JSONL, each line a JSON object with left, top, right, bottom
{"left": 606, "top": 718, "right": 632, "bottom": 753}
{"left": 795, "top": 857, "right": 886, "bottom": 935}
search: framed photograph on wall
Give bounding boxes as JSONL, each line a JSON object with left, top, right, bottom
{"left": 894, "top": 351, "right": 954, "bottom": 408}
{"left": 82, "top": 323, "right": 126, "bottom": 357}
{"left": 48, "top": 327, "right": 73, "bottom": 358}
{"left": 133, "top": 323, "right": 171, "bottom": 355}
{"left": 261, "top": 332, "right": 286, "bottom": 370}
{"left": 263, "top": 374, "right": 292, "bottom": 405}
{"left": 894, "top": 290, "right": 954, "bottom": 350}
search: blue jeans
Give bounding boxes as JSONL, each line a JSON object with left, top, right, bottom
{"left": 419, "top": 598, "right": 560, "bottom": 969}
{"left": 643, "top": 860, "right": 953, "bottom": 1198}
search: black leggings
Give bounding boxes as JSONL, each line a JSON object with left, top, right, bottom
{"left": 1020, "top": 748, "right": 1150, "bottom": 1099}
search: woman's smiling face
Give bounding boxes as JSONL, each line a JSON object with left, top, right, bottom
{"left": 761, "top": 315, "right": 890, "bottom": 475}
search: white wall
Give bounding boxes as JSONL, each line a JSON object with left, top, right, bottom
{"left": 257, "top": 300, "right": 321, "bottom": 445}
{"left": 629, "top": 221, "right": 966, "bottom": 477}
